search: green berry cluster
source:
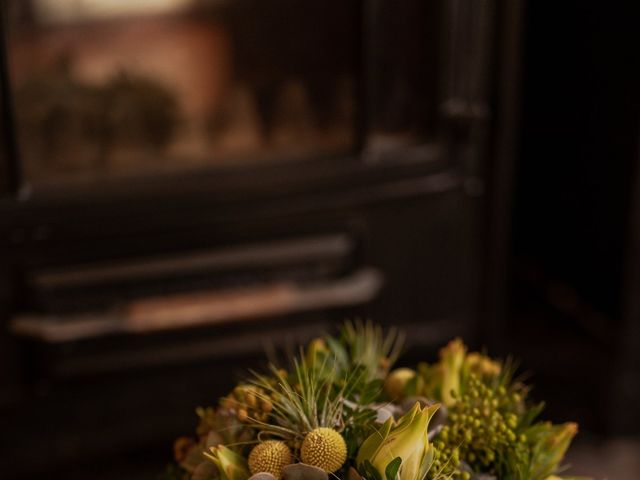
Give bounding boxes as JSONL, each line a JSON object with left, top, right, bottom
{"left": 435, "top": 374, "right": 528, "bottom": 476}
{"left": 427, "top": 442, "right": 469, "bottom": 480}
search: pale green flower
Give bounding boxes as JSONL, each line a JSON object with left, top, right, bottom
{"left": 526, "top": 422, "right": 578, "bottom": 480}
{"left": 439, "top": 338, "right": 466, "bottom": 406}
{"left": 204, "top": 445, "right": 250, "bottom": 480}
{"left": 356, "top": 402, "right": 439, "bottom": 480}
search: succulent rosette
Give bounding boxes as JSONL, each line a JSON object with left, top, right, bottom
{"left": 164, "top": 322, "right": 586, "bottom": 480}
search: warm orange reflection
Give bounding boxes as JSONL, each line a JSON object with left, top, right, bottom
{"left": 7, "top": 1, "right": 356, "bottom": 183}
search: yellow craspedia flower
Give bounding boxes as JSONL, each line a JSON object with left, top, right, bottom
{"left": 248, "top": 440, "right": 293, "bottom": 480}
{"left": 300, "top": 427, "right": 347, "bottom": 473}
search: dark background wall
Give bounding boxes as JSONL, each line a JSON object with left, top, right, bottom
{"left": 508, "top": 0, "right": 640, "bottom": 435}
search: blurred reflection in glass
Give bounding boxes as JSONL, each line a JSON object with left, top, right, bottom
{"left": 6, "top": 0, "right": 358, "bottom": 183}
{"left": 364, "top": 0, "right": 441, "bottom": 160}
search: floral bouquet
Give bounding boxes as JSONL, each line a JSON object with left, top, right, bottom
{"left": 165, "top": 322, "right": 585, "bottom": 480}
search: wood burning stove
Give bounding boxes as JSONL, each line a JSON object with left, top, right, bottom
{"left": 0, "top": 0, "right": 521, "bottom": 477}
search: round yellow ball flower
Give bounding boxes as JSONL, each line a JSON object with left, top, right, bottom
{"left": 248, "top": 440, "right": 293, "bottom": 479}
{"left": 300, "top": 427, "right": 347, "bottom": 473}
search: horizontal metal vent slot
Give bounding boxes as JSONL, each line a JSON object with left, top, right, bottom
{"left": 32, "top": 233, "right": 354, "bottom": 289}
{"left": 12, "top": 268, "right": 383, "bottom": 343}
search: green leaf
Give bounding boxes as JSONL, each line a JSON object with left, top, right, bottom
{"left": 419, "top": 446, "right": 435, "bottom": 480}
{"left": 326, "top": 336, "right": 349, "bottom": 368}
{"left": 361, "top": 379, "right": 384, "bottom": 404}
{"left": 517, "top": 401, "right": 545, "bottom": 431}
{"left": 384, "top": 457, "right": 402, "bottom": 480}
{"left": 362, "top": 460, "right": 383, "bottom": 480}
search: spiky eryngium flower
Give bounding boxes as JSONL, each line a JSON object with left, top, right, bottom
{"left": 339, "top": 320, "right": 405, "bottom": 381}
{"left": 204, "top": 445, "right": 250, "bottom": 480}
{"left": 357, "top": 402, "right": 440, "bottom": 480}
{"left": 248, "top": 440, "right": 293, "bottom": 479}
{"left": 300, "top": 427, "right": 348, "bottom": 473}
